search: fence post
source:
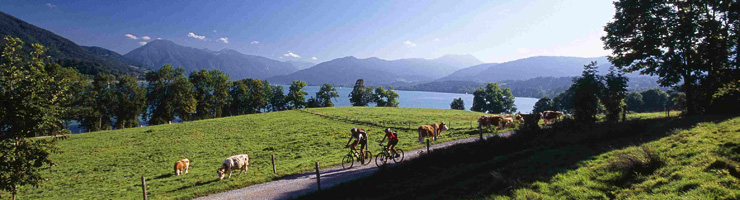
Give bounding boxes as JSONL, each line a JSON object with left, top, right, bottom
{"left": 315, "top": 162, "right": 321, "bottom": 192}
{"left": 271, "top": 155, "right": 277, "bottom": 174}
{"left": 479, "top": 129, "right": 483, "bottom": 141}
{"left": 426, "top": 139, "right": 430, "bottom": 152}
{"left": 470, "top": 121, "right": 472, "bottom": 129}
{"left": 141, "top": 175, "right": 147, "bottom": 200}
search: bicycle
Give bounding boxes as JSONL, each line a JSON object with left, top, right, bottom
{"left": 342, "top": 145, "right": 372, "bottom": 169}
{"left": 375, "top": 141, "right": 405, "bottom": 167}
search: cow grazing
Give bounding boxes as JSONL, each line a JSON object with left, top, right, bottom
{"left": 418, "top": 122, "right": 449, "bottom": 143}
{"left": 541, "top": 111, "right": 564, "bottom": 126}
{"left": 217, "top": 154, "right": 250, "bottom": 181}
{"left": 478, "top": 115, "right": 506, "bottom": 132}
{"left": 174, "top": 159, "right": 190, "bottom": 176}
{"left": 520, "top": 113, "right": 541, "bottom": 129}
{"left": 501, "top": 117, "right": 516, "bottom": 129}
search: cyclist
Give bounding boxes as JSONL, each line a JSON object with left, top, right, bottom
{"left": 380, "top": 128, "right": 400, "bottom": 158}
{"left": 345, "top": 128, "right": 368, "bottom": 160}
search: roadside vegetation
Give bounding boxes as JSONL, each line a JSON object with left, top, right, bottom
{"left": 2, "top": 107, "right": 495, "bottom": 199}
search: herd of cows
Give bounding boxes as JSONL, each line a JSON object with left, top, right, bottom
{"left": 170, "top": 110, "right": 565, "bottom": 182}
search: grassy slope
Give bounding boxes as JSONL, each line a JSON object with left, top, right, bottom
{"left": 9, "top": 107, "right": 496, "bottom": 200}
{"left": 296, "top": 112, "right": 740, "bottom": 200}
{"left": 505, "top": 116, "right": 740, "bottom": 199}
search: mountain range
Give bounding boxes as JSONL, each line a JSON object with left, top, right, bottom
{"left": 123, "top": 40, "right": 299, "bottom": 80}
{"left": 267, "top": 54, "right": 482, "bottom": 86}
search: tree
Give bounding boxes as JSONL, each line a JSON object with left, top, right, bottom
{"left": 287, "top": 80, "right": 308, "bottom": 109}
{"left": 57, "top": 67, "right": 89, "bottom": 131}
{"left": 386, "top": 89, "right": 399, "bottom": 107}
{"left": 532, "top": 96, "right": 555, "bottom": 113}
{"left": 79, "top": 74, "right": 116, "bottom": 131}
{"left": 349, "top": 79, "right": 372, "bottom": 106}
{"left": 263, "top": 80, "right": 274, "bottom": 112}
{"left": 316, "top": 83, "right": 339, "bottom": 107}
{"left": 553, "top": 89, "right": 574, "bottom": 114}
{"left": 471, "top": 83, "right": 516, "bottom": 114}
{"left": 570, "top": 62, "right": 604, "bottom": 124}
{"left": 0, "top": 36, "right": 71, "bottom": 200}
{"left": 228, "top": 79, "right": 249, "bottom": 115}
{"left": 640, "top": 88, "right": 669, "bottom": 112}
{"left": 269, "top": 85, "right": 287, "bottom": 111}
{"left": 373, "top": 87, "right": 388, "bottom": 106}
{"left": 601, "top": 67, "right": 629, "bottom": 122}
{"left": 113, "top": 76, "right": 146, "bottom": 129}
{"left": 306, "top": 97, "right": 321, "bottom": 108}
{"left": 603, "top": 0, "right": 740, "bottom": 115}
{"left": 625, "top": 92, "right": 644, "bottom": 112}
{"left": 189, "top": 69, "right": 230, "bottom": 119}
{"left": 246, "top": 79, "right": 266, "bottom": 113}
{"left": 144, "top": 65, "right": 196, "bottom": 125}
{"left": 450, "top": 98, "right": 465, "bottom": 110}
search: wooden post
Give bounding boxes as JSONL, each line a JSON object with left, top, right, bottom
{"left": 479, "top": 128, "right": 483, "bottom": 141}
{"left": 271, "top": 155, "right": 277, "bottom": 174}
{"left": 141, "top": 175, "right": 147, "bottom": 200}
{"left": 315, "top": 162, "right": 321, "bottom": 192}
{"left": 426, "top": 139, "right": 430, "bottom": 152}
{"left": 470, "top": 121, "right": 473, "bottom": 129}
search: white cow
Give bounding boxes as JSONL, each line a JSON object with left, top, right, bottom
{"left": 217, "top": 154, "right": 250, "bottom": 181}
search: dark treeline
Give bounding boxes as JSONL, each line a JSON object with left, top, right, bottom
{"left": 396, "top": 76, "right": 663, "bottom": 99}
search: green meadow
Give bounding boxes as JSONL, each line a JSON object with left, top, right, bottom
{"left": 8, "top": 107, "right": 498, "bottom": 200}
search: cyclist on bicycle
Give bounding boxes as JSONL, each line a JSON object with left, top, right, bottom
{"left": 345, "top": 128, "right": 368, "bottom": 160}
{"left": 380, "top": 128, "right": 400, "bottom": 158}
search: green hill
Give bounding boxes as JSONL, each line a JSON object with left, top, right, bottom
{"left": 5, "top": 107, "right": 495, "bottom": 200}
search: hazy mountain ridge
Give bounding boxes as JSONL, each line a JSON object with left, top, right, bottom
{"left": 267, "top": 54, "right": 483, "bottom": 86}
{"left": 0, "top": 11, "right": 144, "bottom": 76}
{"left": 439, "top": 56, "right": 616, "bottom": 82}
{"left": 124, "top": 40, "right": 298, "bottom": 80}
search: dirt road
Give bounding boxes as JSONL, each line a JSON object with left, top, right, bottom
{"left": 195, "top": 131, "right": 512, "bottom": 200}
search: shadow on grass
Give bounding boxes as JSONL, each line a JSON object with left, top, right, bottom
{"left": 172, "top": 179, "right": 219, "bottom": 192}
{"left": 295, "top": 114, "right": 737, "bottom": 200}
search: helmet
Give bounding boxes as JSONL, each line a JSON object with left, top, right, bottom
{"left": 385, "top": 128, "right": 391, "bottom": 133}
{"left": 350, "top": 128, "right": 357, "bottom": 133}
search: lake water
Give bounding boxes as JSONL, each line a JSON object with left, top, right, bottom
{"left": 288, "top": 85, "right": 538, "bottom": 113}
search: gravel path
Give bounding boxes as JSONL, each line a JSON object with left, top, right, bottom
{"left": 195, "top": 131, "right": 513, "bottom": 200}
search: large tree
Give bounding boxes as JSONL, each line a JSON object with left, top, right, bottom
{"left": 145, "top": 65, "right": 196, "bottom": 125}
{"left": 0, "top": 36, "right": 71, "bottom": 200}
{"left": 603, "top": 0, "right": 740, "bottom": 115}
{"left": 113, "top": 76, "right": 146, "bottom": 129}
{"left": 349, "top": 79, "right": 373, "bottom": 106}
{"left": 471, "top": 83, "right": 516, "bottom": 113}
{"left": 287, "top": 80, "right": 308, "bottom": 109}
{"left": 189, "top": 69, "right": 230, "bottom": 119}
{"left": 532, "top": 96, "right": 555, "bottom": 113}
{"left": 450, "top": 98, "right": 465, "bottom": 110}
{"left": 601, "top": 67, "right": 629, "bottom": 122}
{"left": 79, "top": 74, "right": 116, "bottom": 131}
{"left": 570, "top": 62, "right": 604, "bottom": 124}
{"left": 246, "top": 79, "right": 266, "bottom": 113}
{"left": 316, "top": 83, "right": 339, "bottom": 107}
{"left": 269, "top": 85, "right": 287, "bottom": 111}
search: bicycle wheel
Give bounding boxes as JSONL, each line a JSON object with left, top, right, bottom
{"left": 342, "top": 154, "right": 354, "bottom": 169}
{"left": 392, "top": 148, "right": 405, "bottom": 163}
{"left": 375, "top": 152, "right": 387, "bottom": 167}
{"left": 362, "top": 150, "right": 373, "bottom": 165}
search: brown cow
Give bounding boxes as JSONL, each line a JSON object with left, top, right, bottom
{"left": 541, "top": 111, "right": 564, "bottom": 126}
{"left": 418, "top": 122, "right": 448, "bottom": 143}
{"left": 174, "top": 158, "right": 190, "bottom": 176}
{"left": 478, "top": 115, "right": 506, "bottom": 132}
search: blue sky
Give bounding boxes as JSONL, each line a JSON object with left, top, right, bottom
{"left": 0, "top": 0, "right": 615, "bottom": 63}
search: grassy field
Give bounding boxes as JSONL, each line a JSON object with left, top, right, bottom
{"left": 297, "top": 112, "right": 739, "bottom": 199}
{"left": 503, "top": 115, "right": 740, "bottom": 199}
{"left": 6, "top": 107, "right": 499, "bottom": 199}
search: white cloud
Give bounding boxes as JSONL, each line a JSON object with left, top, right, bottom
{"left": 213, "top": 30, "right": 217, "bottom": 33}
{"left": 404, "top": 40, "right": 417, "bottom": 47}
{"left": 218, "top": 37, "right": 229, "bottom": 44}
{"left": 124, "top": 34, "right": 138, "bottom": 40}
{"left": 141, "top": 36, "right": 151, "bottom": 40}
{"left": 283, "top": 51, "right": 301, "bottom": 58}
{"left": 187, "top": 32, "right": 206, "bottom": 40}
{"left": 312, "top": 57, "right": 317, "bottom": 60}
{"left": 45, "top": 3, "right": 56, "bottom": 8}
{"left": 251, "top": 41, "right": 260, "bottom": 44}
{"left": 434, "top": 38, "right": 440, "bottom": 42}
{"left": 156, "top": 37, "right": 162, "bottom": 40}
{"left": 139, "top": 41, "right": 147, "bottom": 45}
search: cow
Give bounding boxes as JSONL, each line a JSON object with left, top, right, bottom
{"left": 520, "top": 113, "right": 542, "bottom": 130}
{"left": 418, "top": 122, "right": 448, "bottom": 144}
{"left": 174, "top": 158, "right": 190, "bottom": 176}
{"left": 501, "top": 117, "right": 516, "bottom": 129}
{"left": 478, "top": 115, "right": 506, "bottom": 132}
{"left": 217, "top": 154, "right": 250, "bottom": 181}
{"left": 541, "top": 111, "right": 564, "bottom": 126}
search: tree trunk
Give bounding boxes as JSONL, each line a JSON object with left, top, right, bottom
{"left": 98, "top": 116, "right": 102, "bottom": 131}
{"left": 12, "top": 184, "right": 16, "bottom": 200}
{"left": 683, "top": 74, "right": 696, "bottom": 115}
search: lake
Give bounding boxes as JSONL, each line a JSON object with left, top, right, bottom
{"left": 289, "top": 85, "right": 538, "bottom": 113}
